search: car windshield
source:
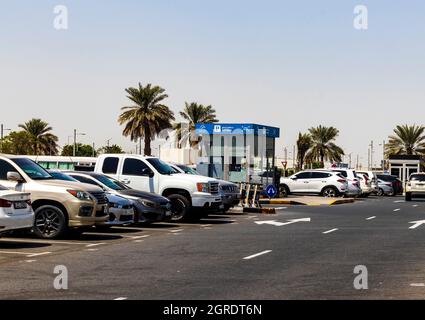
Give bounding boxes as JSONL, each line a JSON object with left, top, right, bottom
{"left": 49, "top": 171, "right": 79, "bottom": 182}
{"left": 378, "top": 175, "right": 396, "bottom": 182}
{"left": 12, "top": 158, "right": 53, "bottom": 180}
{"left": 93, "top": 174, "right": 130, "bottom": 190}
{"left": 410, "top": 174, "right": 425, "bottom": 182}
{"left": 177, "top": 165, "right": 198, "bottom": 175}
{"left": 146, "top": 158, "right": 175, "bottom": 175}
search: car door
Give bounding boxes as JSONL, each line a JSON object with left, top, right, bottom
{"left": 290, "top": 172, "right": 312, "bottom": 193}
{"left": 309, "top": 172, "right": 331, "bottom": 193}
{"left": 118, "top": 157, "right": 155, "bottom": 192}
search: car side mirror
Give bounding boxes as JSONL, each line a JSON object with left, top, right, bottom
{"left": 7, "top": 171, "right": 23, "bottom": 182}
{"left": 141, "top": 168, "right": 154, "bottom": 177}
{"left": 291, "top": 177, "right": 297, "bottom": 180}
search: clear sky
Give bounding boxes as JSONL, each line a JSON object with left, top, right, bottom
{"left": 1, "top": 0, "right": 425, "bottom": 167}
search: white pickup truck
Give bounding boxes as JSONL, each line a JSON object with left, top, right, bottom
{"left": 94, "top": 154, "right": 223, "bottom": 221}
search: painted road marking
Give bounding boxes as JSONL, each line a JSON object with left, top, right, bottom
{"left": 86, "top": 242, "right": 106, "bottom": 248}
{"left": 255, "top": 218, "right": 311, "bottom": 227}
{"left": 409, "top": 220, "right": 425, "bottom": 230}
{"left": 0, "top": 251, "right": 51, "bottom": 258}
{"left": 394, "top": 200, "right": 405, "bottom": 203}
{"left": 366, "top": 216, "right": 376, "bottom": 220}
{"left": 393, "top": 208, "right": 401, "bottom": 212}
{"left": 86, "top": 248, "right": 99, "bottom": 252}
{"left": 133, "top": 240, "right": 144, "bottom": 243}
{"left": 25, "top": 260, "right": 37, "bottom": 263}
{"left": 0, "top": 238, "right": 95, "bottom": 246}
{"left": 323, "top": 228, "right": 339, "bottom": 234}
{"left": 170, "top": 229, "right": 184, "bottom": 233}
{"left": 413, "top": 205, "right": 419, "bottom": 208}
{"left": 410, "top": 283, "right": 425, "bottom": 287}
{"left": 243, "top": 250, "right": 272, "bottom": 260}
{"left": 114, "top": 297, "right": 128, "bottom": 300}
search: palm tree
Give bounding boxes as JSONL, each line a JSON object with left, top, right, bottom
{"left": 18, "top": 119, "right": 59, "bottom": 155}
{"left": 386, "top": 124, "right": 425, "bottom": 156}
{"left": 118, "top": 83, "right": 175, "bottom": 156}
{"left": 296, "top": 132, "right": 312, "bottom": 170}
{"left": 306, "top": 125, "right": 344, "bottom": 167}
{"left": 174, "top": 102, "right": 218, "bottom": 148}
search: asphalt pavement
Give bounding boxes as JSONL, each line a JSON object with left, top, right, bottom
{"left": 1, "top": 196, "right": 425, "bottom": 300}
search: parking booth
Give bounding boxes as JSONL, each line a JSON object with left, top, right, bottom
{"left": 194, "top": 123, "right": 280, "bottom": 186}
{"left": 388, "top": 155, "right": 423, "bottom": 184}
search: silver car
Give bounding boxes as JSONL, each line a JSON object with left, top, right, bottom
{"left": 376, "top": 179, "right": 394, "bottom": 196}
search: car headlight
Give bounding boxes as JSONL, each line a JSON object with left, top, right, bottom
{"left": 196, "top": 183, "right": 209, "bottom": 193}
{"left": 140, "top": 199, "right": 156, "bottom": 208}
{"left": 67, "top": 190, "right": 92, "bottom": 201}
{"left": 109, "top": 202, "right": 119, "bottom": 208}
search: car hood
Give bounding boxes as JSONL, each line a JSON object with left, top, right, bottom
{"left": 168, "top": 173, "right": 216, "bottom": 183}
{"left": 118, "top": 189, "right": 169, "bottom": 203}
{"left": 36, "top": 179, "right": 104, "bottom": 193}
{"left": 106, "top": 193, "right": 132, "bottom": 205}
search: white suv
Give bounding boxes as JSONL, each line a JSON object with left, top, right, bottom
{"left": 405, "top": 173, "right": 425, "bottom": 201}
{"left": 329, "top": 169, "right": 362, "bottom": 197}
{"left": 280, "top": 170, "right": 348, "bottom": 197}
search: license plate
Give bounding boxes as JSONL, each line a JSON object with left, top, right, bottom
{"left": 13, "top": 202, "right": 27, "bottom": 209}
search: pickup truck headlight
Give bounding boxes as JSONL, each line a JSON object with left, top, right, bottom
{"left": 196, "top": 183, "right": 209, "bottom": 193}
{"left": 140, "top": 199, "right": 156, "bottom": 208}
{"left": 67, "top": 190, "right": 92, "bottom": 201}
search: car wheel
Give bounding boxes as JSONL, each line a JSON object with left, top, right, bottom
{"left": 168, "top": 194, "right": 191, "bottom": 222}
{"left": 377, "top": 188, "right": 385, "bottom": 197}
{"left": 33, "top": 205, "right": 67, "bottom": 239}
{"left": 405, "top": 192, "right": 412, "bottom": 201}
{"left": 279, "top": 185, "right": 289, "bottom": 198}
{"left": 322, "top": 187, "right": 338, "bottom": 198}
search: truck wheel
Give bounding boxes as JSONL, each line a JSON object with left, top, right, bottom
{"left": 168, "top": 194, "right": 191, "bottom": 222}
{"left": 33, "top": 205, "right": 67, "bottom": 239}
{"left": 405, "top": 192, "right": 412, "bottom": 201}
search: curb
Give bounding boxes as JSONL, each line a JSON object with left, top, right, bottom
{"left": 259, "top": 198, "right": 355, "bottom": 206}
{"left": 243, "top": 207, "right": 276, "bottom": 214}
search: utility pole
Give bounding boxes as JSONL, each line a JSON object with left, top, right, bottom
{"left": 370, "top": 141, "right": 374, "bottom": 170}
{"left": 73, "top": 129, "right": 77, "bottom": 157}
{"left": 284, "top": 147, "right": 288, "bottom": 177}
{"left": 368, "top": 148, "right": 371, "bottom": 170}
{"left": 293, "top": 145, "right": 296, "bottom": 169}
{"left": 92, "top": 143, "right": 95, "bottom": 157}
{"left": 1, "top": 124, "right": 11, "bottom": 153}
{"left": 382, "top": 140, "right": 386, "bottom": 171}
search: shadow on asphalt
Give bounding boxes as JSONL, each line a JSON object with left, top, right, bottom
{"left": 0, "top": 240, "right": 51, "bottom": 249}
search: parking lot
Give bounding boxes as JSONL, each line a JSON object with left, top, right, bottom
{"left": 1, "top": 195, "right": 425, "bottom": 300}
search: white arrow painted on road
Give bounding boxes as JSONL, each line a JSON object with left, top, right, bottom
{"left": 409, "top": 220, "right": 425, "bottom": 229}
{"left": 255, "top": 218, "right": 311, "bottom": 227}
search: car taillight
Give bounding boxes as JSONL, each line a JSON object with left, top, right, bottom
{"left": 0, "top": 199, "right": 12, "bottom": 208}
{"left": 337, "top": 179, "right": 347, "bottom": 183}
{"left": 386, "top": 183, "right": 392, "bottom": 187}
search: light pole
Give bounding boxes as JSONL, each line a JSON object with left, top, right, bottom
{"left": 379, "top": 140, "right": 386, "bottom": 171}
{"left": 73, "top": 129, "right": 86, "bottom": 157}
{"left": 0, "top": 124, "right": 11, "bottom": 153}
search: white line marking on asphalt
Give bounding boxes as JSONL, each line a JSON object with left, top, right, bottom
{"left": 86, "top": 242, "right": 106, "bottom": 248}
{"left": 200, "top": 224, "right": 212, "bottom": 227}
{"left": 133, "top": 240, "right": 144, "bottom": 243}
{"left": 26, "top": 252, "right": 52, "bottom": 258}
{"left": 394, "top": 200, "right": 405, "bottom": 203}
{"left": 25, "top": 260, "right": 37, "bottom": 263}
{"left": 409, "top": 220, "right": 425, "bottom": 229}
{"left": 202, "top": 227, "right": 212, "bottom": 230}
{"left": 114, "top": 297, "right": 128, "bottom": 300}
{"left": 393, "top": 208, "right": 401, "bottom": 212}
{"left": 366, "top": 216, "right": 376, "bottom": 220}
{"left": 410, "top": 283, "right": 425, "bottom": 287}
{"left": 413, "top": 205, "right": 419, "bottom": 208}
{"left": 86, "top": 249, "right": 99, "bottom": 252}
{"left": 323, "top": 228, "right": 339, "bottom": 234}
{"left": 170, "top": 229, "right": 184, "bottom": 233}
{"left": 243, "top": 250, "right": 272, "bottom": 260}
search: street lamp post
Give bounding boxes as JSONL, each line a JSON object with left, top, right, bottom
{"left": 73, "top": 129, "right": 86, "bottom": 157}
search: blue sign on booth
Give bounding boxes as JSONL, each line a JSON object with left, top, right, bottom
{"left": 266, "top": 184, "right": 278, "bottom": 199}
{"left": 195, "top": 123, "right": 280, "bottom": 138}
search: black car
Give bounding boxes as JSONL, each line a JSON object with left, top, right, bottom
{"left": 65, "top": 171, "right": 172, "bottom": 224}
{"left": 377, "top": 174, "right": 403, "bottom": 195}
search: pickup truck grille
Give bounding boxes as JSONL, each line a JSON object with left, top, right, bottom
{"left": 90, "top": 192, "right": 108, "bottom": 205}
{"left": 209, "top": 182, "right": 220, "bottom": 194}
{"left": 221, "top": 184, "right": 238, "bottom": 193}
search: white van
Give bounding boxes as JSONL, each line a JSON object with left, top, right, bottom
{"left": 94, "top": 155, "right": 222, "bottom": 221}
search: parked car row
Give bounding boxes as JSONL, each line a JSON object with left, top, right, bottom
{"left": 279, "top": 168, "right": 402, "bottom": 198}
{"left": 0, "top": 154, "right": 241, "bottom": 239}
